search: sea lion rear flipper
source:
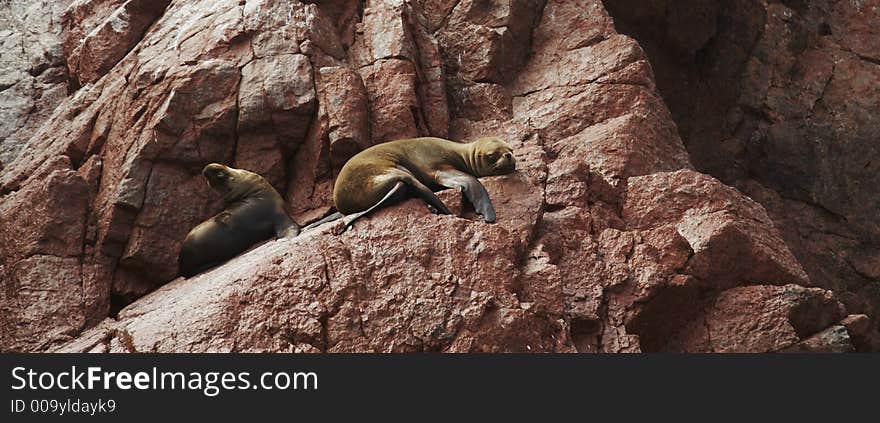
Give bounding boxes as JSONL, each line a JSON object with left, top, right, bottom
{"left": 339, "top": 181, "right": 412, "bottom": 233}
{"left": 303, "top": 212, "right": 345, "bottom": 231}
{"left": 435, "top": 170, "right": 496, "bottom": 223}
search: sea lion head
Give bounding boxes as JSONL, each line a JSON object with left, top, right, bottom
{"left": 202, "top": 163, "right": 266, "bottom": 202}
{"left": 471, "top": 137, "right": 516, "bottom": 176}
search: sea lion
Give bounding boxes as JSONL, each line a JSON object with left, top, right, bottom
{"left": 305, "top": 136, "right": 516, "bottom": 233}
{"left": 178, "top": 163, "right": 299, "bottom": 277}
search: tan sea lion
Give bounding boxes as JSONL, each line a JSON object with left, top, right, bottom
{"left": 305, "top": 136, "right": 516, "bottom": 233}
{"left": 178, "top": 163, "right": 299, "bottom": 277}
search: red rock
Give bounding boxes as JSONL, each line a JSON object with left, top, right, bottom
{"left": 0, "top": 1, "right": 71, "bottom": 166}
{"left": 707, "top": 285, "right": 845, "bottom": 353}
{"left": 353, "top": 0, "right": 417, "bottom": 65}
{"left": 359, "top": 59, "right": 423, "bottom": 142}
{"left": 531, "top": 0, "right": 615, "bottom": 54}
{"left": 0, "top": 169, "right": 89, "bottom": 261}
{"left": 351, "top": 0, "right": 448, "bottom": 142}
{"left": 435, "top": 0, "right": 544, "bottom": 84}
{"left": 407, "top": 1, "right": 449, "bottom": 138}
{"left": 829, "top": 0, "right": 880, "bottom": 62}
{"left": 63, "top": 0, "right": 171, "bottom": 85}
{"left": 420, "top": 0, "right": 455, "bottom": 30}
{"left": 115, "top": 163, "right": 214, "bottom": 295}
{"left": 783, "top": 325, "right": 853, "bottom": 353}
{"left": 840, "top": 314, "right": 880, "bottom": 352}
{"left": 317, "top": 66, "right": 370, "bottom": 171}
{"left": 236, "top": 53, "right": 316, "bottom": 189}
{"left": 285, "top": 113, "right": 334, "bottom": 223}
{"left": 0, "top": 168, "right": 90, "bottom": 351}
{"left": 625, "top": 170, "right": 809, "bottom": 290}
{"left": 603, "top": 0, "right": 880, "bottom": 340}
{"left": 0, "top": 0, "right": 875, "bottom": 353}
{"left": 449, "top": 83, "right": 512, "bottom": 122}
{"left": 0, "top": 255, "right": 86, "bottom": 352}
{"left": 311, "top": 0, "right": 361, "bottom": 49}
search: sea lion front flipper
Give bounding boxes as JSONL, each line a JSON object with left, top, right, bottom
{"left": 274, "top": 216, "right": 299, "bottom": 238}
{"left": 405, "top": 176, "right": 453, "bottom": 215}
{"left": 435, "top": 169, "right": 496, "bottom": 223}
{"left": 216, "top": 211, "right": 233, "bottom": 226}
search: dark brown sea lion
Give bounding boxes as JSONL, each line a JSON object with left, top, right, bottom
{"left": 305, "top": 136, "right": 516, "bottom": 233}
{"left": 178, "top": 163, "right": 299, "bottom": 277}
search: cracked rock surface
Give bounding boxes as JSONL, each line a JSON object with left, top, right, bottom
{"left": 1, "top": 0, "right": 877, "bottom": 352}
{"left": 604, "top": 0, "right": 880, "bottom": 345}
{"left": 0, "top": 0, "right": 73, "bottom": 166}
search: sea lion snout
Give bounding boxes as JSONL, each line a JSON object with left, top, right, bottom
{"left": 472, "top": 137, "right": 516, "bottom": 176}
{"left": 487, "top": 150, "right": 515, "bottom": 175}
{"left": 202, "top": 163, "right": 227, "bottom": 178}
{"left": 497, "top": 152, "right": 516, "bottom": 173}
{"left": 202, "top": 163, "right": 232, "bottom": 191}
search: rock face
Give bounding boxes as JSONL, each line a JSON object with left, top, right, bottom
{"left": 603, "top": 0, "right": 880, "bottom": 343}
{"left": 0, "top": 0, "right": 73, "bottom": 166}
{"left": 0, "top": 0, "right": 875, "bottom": 352}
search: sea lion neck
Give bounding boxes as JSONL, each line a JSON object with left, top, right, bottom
{"left": 222, "top": 188, "right": 256, "bottom": 204}
{"left": 459, "top": 142, "right": 481, "bottom": 176}
{"left": 221, "top": 171, "right": 271, "bottom": 204}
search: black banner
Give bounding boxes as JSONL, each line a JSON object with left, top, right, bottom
{"left": 2, "top": 354, "right": 876, "bottom": 420}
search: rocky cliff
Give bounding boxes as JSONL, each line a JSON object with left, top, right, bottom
{"left": 0, "top": 0, "right": 877, "bottom": 352}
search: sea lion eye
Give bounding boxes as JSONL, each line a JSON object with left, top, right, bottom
{"left": 487, "top": 152, "right": 500, "bottom": 161}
